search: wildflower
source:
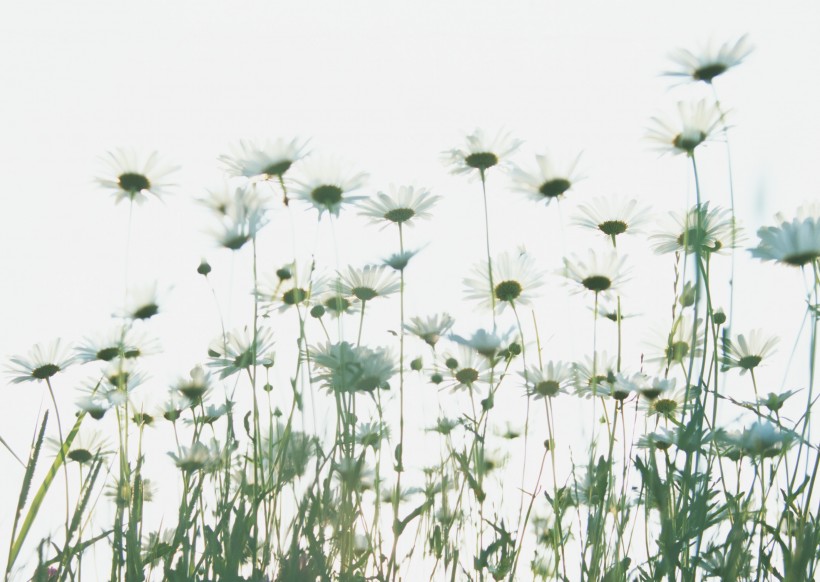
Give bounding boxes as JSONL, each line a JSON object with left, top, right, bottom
{"left": 290, "top": 157, "right": 368, "bottom": 218}
{"left": 647, "top": 99, "right": 722, "bottom": 156}
{"left": 97, "top": 149, "right": 178, "bottom": 205}
{"left": 259, "top": 425, "right": 317, "bottom": 483}
{"left": 520, "top": 362, "right": 571, "bottom": 399}
{"left": 651, "top": 203, "right": 738, "bottom": 256}
{"left": 443, "top": 128, "right": 522, "bottom": 176}
{"left": 50, "top": 429, "right": 109, "bottom": 464}
{"left": 645, "top": 316, "right": 704, "bottom": 368}
{"left": 310, "top": 341, "right": 396, "bottom": 394}
{"left": 572, "top": 352, "right": 617, "bottom": 397}
{"left": 312, "top": 290, "right": 356, "bottom": 318}
{"left": 450, "top": 327, "right": 514, "bottom": 359}
{"left": 751, "top": 214, "right": 820, "bottom": 267}
{"left": 665, "top": 35, "right": 754, "bottom": 84}
{"left": 99, "top": 359, "right": 146, "bottom": 406}
{"left": 463, "top": 249, "right": 544, "bottom": 313}
{"left": 158, "top": 394, "right": 187, "bottom": 422}
{"left": 510, "top": 150, "right": 582, "bottom": 205}
{"left": 734, "top": 422, "right": 794, "bottom": 458}
{"left": 441, "top": 345, "right": 491, "bottom": 392}
{"left": 573, "top": 196, "right": 651, "bottom": 242}
{"left": 607, "top": 372, "right": 644, "bottom": 401}
{"left": 75, "top": 327, "right": 159, "bottom": 363}
{"left": 207, "top": 327, "right": 274, "bottom": 379}
{"left": 382, "top": 248, "right": 420, "bottom": 271}
{"left": 404, "top": 313, "right": 455, "bottom": 348}
{"left": 337, "top": 265, "right": 400, "bottom": 301}
{"left": 638, "top": 376, "right": 677, "bottom": 400}
{"left": 76, "top": 393, "right": 111, "bottom": 420}
{"left": 562, "top": 249, "right": 627, "bottom": 295}
{"left": 106, "top": 476, "right": 154, "bottom": 508}
{"left": 723, "top": 329, "right": 778, "bottom": 374}
{"left": 174, "top": 364, "right": 212, "bottom": 404}
{"left": 8, "top": 339, "right": 75, "bottom": 383}
{"left": 636, "top": 428, "right": 677, "bottom": 451}
{"left": 333, "top": 456, "right": 374, "bottom": 492}
{"left": 190, "top": 402, "right": 232, "bottom": 425}
{"left": 356, "top": 421, "right": 390, "bottom": 450}
{"left": 168, "top": 441, "right": 222, "bottom": 473}
{"left": 256, "top": 261, "right": 318, "bottom": 313}
{"left": 120, "top": 283, "right": 162, "bottom": 321}
{"left": 203, "top": 184, "right": 270, "bottom": 250}
{"left": 219, "top": 137, "right": 309, "bottom": 181}
{"left": 428, "top": 416, "right": 462, "bottom": 435}
{"left": 358, "top": 185, "right": 440, "bottom": 228}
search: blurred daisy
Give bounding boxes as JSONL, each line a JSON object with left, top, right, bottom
{"left": 337, "top": 265, "right": 400, "bottom": 301}
{"left": 443, "top": 128, "right": 522, "bottom": 176}
{"left": 203, "top": 184, "right": 270, "bottom": 251}
{"left": 464, "top": 250, "right": 543, "bottom": 312}
{"left": 572, "top": 351, "right": 617, "bottom": 397}
{"left": 751, "top": 215, "right": 820, "bottom": 267}
{"left": 521, "top": 361, "right": 571, "bottom": 399}
{"left": 256, "top": 261, "right": 318, "bottom": 314}
{"left": 219, "top": 138, "right": 309, "bottom": 182}
{"left": 651, "top": 203, "right": 738, "bottom": 256}
{"left": 638, "top": 376, "right": 677, "bottom": 401}
{"left": 381, "top": 248, "right": 420, "bottom": 272}
{"left": 8, "top": 339, "right": 75, "bottom": 383}
{"left": 645, "top": 316, "right": 704, "bottom": 369}
{"left": 76, "top": 393, "right": 111, "bottom": 420}
{"left": 441, "top": 346, "right": 491, "bottom": 392}
{"left": 450, "top": 327, "right": 514, "bottom": 359}
{"left": 510, "top": 151, "right": 582, "bottom": 205}
{"left": 75, "top": 327, "right": 159, "bottom": 364}
{"left": 168, "top": 441, "right": 224, "bottom": 473}
{"left": 290, "top": 157, "right": 368, "bottom": 218}
{"left": 665, "top": 35, "right": 754, "bottom": 84}
{"left": 562, "top": 249, "right": 628, "bottom": 295}
{"left": 174, "top": 364, "right": 212, "bottom": 405}
{"left": 606, "top": 372, "right": 645, "bottom": 401}
{"left": 404, "top": 313, "right": 455, "bottom": 349}
{"left": 734, "top": 421, "right": 794, "bottom": 458}
{"left": 97, "top": 149, "right": 178, "bottom": 205}
{"left": 312, "top": 289, "right": 357, "bottom": 318}
{"left": 647, "top": 99, "right": 722, "bottom": 156}
{"left": 640, "top": 386, "right": 685, "bottom": 421}
{"left": 636, "top": 428, "right": 677, "bottom": 451}
{"left": 50, "top": 429, "right": 110, "bottom": 465}
{"left": 573, "top": 197, "right": 651, "bottom": 242}
{"left": 310, "top": 341, "right": 396, "bottom": 394}
{"left": 207, "top": 327, "right": 275, "bottom": 379}
{"left": 121, "top": 283, "right": 162, "bottom": 321}
{"left": 358, "top": 185, "right": 440, "bottom": 229}
{"left": 722, "top": 329, "right": 778, "bottom": 375}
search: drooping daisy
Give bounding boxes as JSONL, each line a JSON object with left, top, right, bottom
{"left": 646, "top": 99, "right": 722, "bottom": 156}
{"left": 573, "top": 197, "right": 651, "bottom": 242}
{"left": 311, "top": 289, "right": 357, "bottom": 318}
{"left": 219, "top": 138, "right": 310, "bottom": 182}
{"left": 463, "top": 249, "right": 544, "bottom": 313}
{"left": 290, "top": 157, "right": 368, "bottom": 218}
{"left": 309, "top": 341, "right": 396, "bottom": 394}
{"left": 404, "top": 313, "right": 455, "bottom": 349}
{"left": 443, "top": 128, "right": 522, "bottom": 177}
{"left": 722, "top": 329, "right": 778, "bottom": 375}
{"left": 8, "top": 339, "right": 75, "bottom": 383}
{"left": 358, "top": 185, "right": 440, "bottom": 229}
{"left": 645, "top": 315, "right": 704, "bottom": 369}
{"left": 751, "top": 215, "right": 820, "bottom": 267}
{"left": 562, "top": 249, "right": 628, "bottom": 295}
{"left": 638, "top": 376, "right": 677, "bottom": 401}
{"left": 520, "top": 361, "right": 572, "bottom": 400}
{"left": 203, "top": 184, "right": 270, "bottom": 251}
{"left": 664, "top": 35, "right": 754, "bottom": 84}
{"left": 207, "top": 327, "right": 275, "bottom": 379}
{"left": 337, "top": 265, "right": 400, "bottom": 302}
{"left": 651, "top": 203, "right": 739, "bottom": 256}
{"left": 450, "top": 327, "right": 515, "bottom": 360}
{"left": 97, "top": 149, "right": 178, "bottom": 205}
{"left": 509, "top": 150, "right": 582, "bottom": 205}
{"left": 441, "top": 345, "right": 491, "bottom": 392}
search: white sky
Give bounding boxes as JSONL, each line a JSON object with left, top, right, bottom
{"left": 2, "top": 1, "right": 820, "bottom": 578}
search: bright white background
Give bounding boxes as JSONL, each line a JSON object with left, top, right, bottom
{"left": 1, "top": 1, "right": 819, "bottom": 579}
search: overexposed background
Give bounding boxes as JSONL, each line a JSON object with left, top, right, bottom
{"left": 2, "top": 1, "right": 819, "bottom": 578}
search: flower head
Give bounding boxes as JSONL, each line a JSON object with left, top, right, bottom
{"left": 573, "top": 197, "right": 651, "bottom": 241}
{"left": 751, "top": 215, "right": 820, "bottom": 267}
{"left": 97, "top": 149, "right": 178, "bottom": 205}
{"left": 309, "top": 342, "right": 396, "bottom": 394}
{"left": 443, "top": 128, "right": 522, "bottom": 176}
{"left": 521, "top": 362, "right": 571, "bottom": 399}
{"left": 450, "top": 327, "right": 515, "bottom": 360}
{"left": 722, "top": 329, "right": 778, "bottom": 374}
{"left": 510, "top": 151, "right": 582, "bottom": 205}
{"left": 358, "top": 185, "right": 440, "bottom": 228}
{"left": 337, "top": 265, "right": 400, "bottom": 302}
{"left": 256, "top": 261, "right": 318, "bottom": 314}
{"left": 9, "top": 340, "right": 75, "bottom": 383}
{"left": 219, "top": 138, "right": 309, "bottom": 181}
{"left": 652, "top": 203, "right": 739, "bottom": 256}
{"left": 168, "top": 441, "right": 225, "bottom": 473}
{"left": 645, "top": 316, "right": 704, "bottom": 369}
{"left": 120, "top": 283, "right": 162, "bottom": 321}
{"left": 404, "top": 313, "right": 455, "bottom": 349}
{"left": 665, "top": 36, "right": 754, "bottom": 84}
{"left": 562, "top": 249, "right": 627, "bottom": 295}
{"left": 464, "top": 250, "right": 544, "bottom": 313}
{"left": 174, "top": 365, "right": 212, "bottom": 405}
{"left": 207, "top": 327, "right": 275, "bottom": 379}
{"left": 75, "top": 327, "right": 159, "bottom": 364}
{"left": 202, "top": 183, "right": 270, "bottom": 250}
{"left": 290, "top": 157, "right": 368, "bottom": 218}
{"left": 572, "top": 352, "right": 617, "bottom": 397}
{"left": 441, "top": 346, "right": 491, "bottom": 392}
{"left": 647, "top": 100, "right": 722, "bottom": 156}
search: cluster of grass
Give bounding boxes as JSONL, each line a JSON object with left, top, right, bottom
{"left": 5, "top": 35, "right": 820, "bottom": 581}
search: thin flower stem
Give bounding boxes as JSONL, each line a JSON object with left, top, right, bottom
{"left": 45, "top": 378, "right": 71, "bottom": 540}
{"left": 479, "top": 169, "right": 496, "bottom": 327}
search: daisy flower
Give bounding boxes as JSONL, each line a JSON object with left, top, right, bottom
{"left": 443, "top": 128, "right": 522, "bottom": 176}
{"left": 638, "top": 376, "right": 677, "bottom": 400}
{"left": 645, "top": 315, "right": 704, "bottom": 369}
{"left": 573, "top": 197, "right": 651, "bottom": 242}
{"left": 404, "top": 313, "right": 455, "bottom": 349}
{"left": 509, "top": 150, "right": 583, "bottom": 205}
{"left": 358, "top": 185, "right": 440, "bottom": 229}
{"left": 337, "top": 265, "right": 400, "bottom": 302}
{"left": 647, "top": 99, "right": 722, "bottom": 156}
{"left": 464, "top": 249, "right": 544, "bottom": 313}
{"left": 174, "top": 364, "right": 212, "bottom": 405}
{"left": 8, "top": 339, "right": 75, "bottom": 383}
{"left": 562, "top": 249, "right": 628, "bottom": 295}
{"left": 168, "top": 441, "right": 224, "bottom": 473}
{"left": 290, "top": 157, "right": 368, "bottom": 218}
{"left": 640, "top": 386, "right": 686, "bottom": 421}
{"left": 203, "top": 184, "right": 270, "bottom": 250}
{"left": 76, "top": 393, "right": 112, "bottom": 420}
{"left": 520, "top": 361, "right": 572, "bottom": 399}
{"left": 120, "top": 283, "right": 162, "bottom": 321}
{"left": 256, "top": 261, "right": 318, "bottom": 314}
{"left": 722, "top": 329, "right": 778, "bottom": 374}
{"left": 381, "top": 248, "right": 420, "bottom": 272}
{"left": 751, "top": 215, "right": 820, "bottom": 267}
{"left": 664, "top": 35, "right": 754, "bottom": 84}
{"left": 734, "top": 421, "right": 794, "bottom": 458}
{"left": 97, "top": 149, "right": 178, "bottom": 205}
{"left": 75, "top": 326, "right": 159, "bottom": 363}
{"left": 441, "top": 345, "right": 491, "bottom": 392}
{"left": 207, "top": 327, "right": 275, "bottom": 379}
{"left": 50, "top": 429, "right": 110, "bottom": 465}
{"left": 651, "top": 203, "right": 739, "bottom": 256}
{"left": 311, "top": 289, "right": 357, "bottom": 318}
{"left": 450, "top": 327, "right": 515, "bottom": 359}
{"left": 572, "top": 351, "right": 617, "bottom": 397}
{"left": 219, "top": 138, "right": 310, "bottom": 181}
{"left": 309, "top": 341, "right": 396, "bottom": 394}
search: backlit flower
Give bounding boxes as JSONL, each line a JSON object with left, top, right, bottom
{"left": 722, "top": 329, "right": 778, "bottom": 374}
{"left": 645, "top": 316, "right": 704, "bottom": 369}
{"left": 443, "top": 128, "right": 522, "bottom": 176}
{"left": 647, "top": 100, "right": 722, "bottom": 156}
{"left": 291, "top": 157, "right": 368, "bottom": 218}
{"left": 651, "top": 203, "right": 739, "bottom": 256}
{"left": 309, "top": 341, "right": 396, "bottom": 394}
{"left": 441, "top": 346, "right": 491, "bottom": 392}
{"left": 573, "top": 197, "right": 651, "bottom": 241}
{"left": 665, "top": 35, "right": 754, "bottom": 84}
{"left": 203, "top": 184, "right": 270, "bottom": 250}
{"left": 562, "top": 249, "right": 627, "bottom": 295}
{"left": 510, "top": 150, "right": 582, "bottom": 205}
{"left": 358, "top": 185, "right": 440, "bottom": 228}
{"left": 207, "top": 327, "right": 275, "bottom": 379}
{"left": 404, "top": 313, "right": 455, "bottom": 349}
{"left": 337, "top": 266, "right": 400, "bottom": 301}
{"left": 464, "top": 249, "right": 543, "bottom": 312}
{"left": 521, "top": 362, "right": 571, "bottom": 399}
{"left": 219, "top": 138, "right": 309, "bottom": 181}
{"left": 97, "top": 149, "right": 178, "bottom": 205}
{"left": 751, "top": 215, "right": 820, "bottom": 267}
{"left": 8, "top": 339, "right": 75, "bottom": 383}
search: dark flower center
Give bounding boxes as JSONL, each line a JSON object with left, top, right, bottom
{"left": 223, "top": 234, "right": 250, "bottom": 251}
{"left": 262, "top": 160, "right": 292, "bottom": 177}
{"left": 640, "top": 387, "right": 663, "bottom": 400}
{"left": 96, "top": 347, "right": 120, "bottom": 361}
{"left": 118, "top": 173, "right": 150, "bottom": 193}
{"left": 539, "top": 178, "right": 571, "bottom": 199}
{"left": 384, "top": 208, "right": 415, "bottom": 223}
{"left": 673, "top": 131, "right": 707, "bottom": 153}
{"left": 32, "top": 363, "right": 60, "bottom": 380}
{"left": 694, "top": 63, "right": 727, "bottom": 83}
{"left": 352, "top": 287, "right": 377, "bottom": 301}
{"left": 132, "top": 303, "right": 159, "bottom": 320}
{"left": 534, "top": 380, "right": 560, "bottom": 397}
{"left": 653, "top": 398, "right": 678, "bottom": 416}
{"left": 179, "top": 385, "right": 207, "bottom": 401}
{"left": 465, "top": 152, "right": 498, "bottom": 171}
{"left": 124, "top": 348, "right": 140, "bottom": 359}
{"left": 738, "top": 355, "right": 762, "bottom": 370}
{"left": 599, "top": 220, "right": 627, "bottom": 236}
{"left": 677, "top": 226, "right": 708, "bottom": 250}
{"left": 455, "top": 368, "right": 479, "bottom": 385}
{"left": 312, "top": 185, "right": 343, "bottom": 207}
{"left": 324, "top": 296, "right": 350, "bottom": 313}
{"left": 495, "top": 280, "right": 522, "bottom": 302}
{"left": 234, "top": 350, "right": 255, "bottom": 370}
{"left": 783, "top": 252, "right": 820, "bottom": 267}
{"left": 666, "top": 340, "right": 689, "bottom": 362}
{"left": 582, "top": 276, "right": 611, "bottom": 293}
{"left": 283, "top": 288, "right": 308, "bottom": 305}
{"left": 68, "top": 449, "right": 94, "bottom": 464}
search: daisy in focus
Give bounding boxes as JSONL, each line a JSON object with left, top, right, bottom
{"left": 358, "top": 185, "right": 440, "bottom": 229}
{"left": 664, "top": 35, "right": 754, "bottom": 84}
{"left": 510, "top": 150, "right": 583, "bottom": 205}
{"left": 647, "top": 99, "right": 722, "bottom": 156}
{"left": 440, "top": 345, "right": 492, "bottom": 392}
{"left": 290, "top": 157, "right": 368, "bottom": 218}
{"left": 337, "top": 266, "right": 401, "bottom": 302}
{"left": 722, "top": 329, "right": 778, "bottom": 375}
{"left": 651, "top": 203, "right": 739, "bottom": 256}
{"left": 97, "top": 149, "right": 178, "bottom": 205}
{"left": 8, "top": 339, "right": 75, "bottom": 383}
{"left": 751, "top": 213, "right": 820, "bottom": 267}
{"left": 404, "top": 313, "right": 455, "bottom": 349}
{"left": 463, "top": 249, "right": 544, "bottom": 313}
{"left": 520, "top": 361, "right": 572, "bottom": 400}
{"left": 573, "top": 196, "right": 651, "bottom": 243}
{"left": 443, "top": 128, "right": 522, "bottom": 177}
{"left": 562, "top": 249, "right": 628, "bottom": 295}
